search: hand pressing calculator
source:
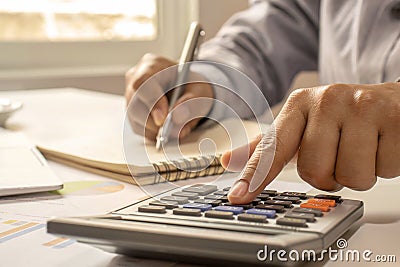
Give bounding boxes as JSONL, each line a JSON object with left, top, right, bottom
{"left": 47, "top": 178, "right": 363, "bottom": 266}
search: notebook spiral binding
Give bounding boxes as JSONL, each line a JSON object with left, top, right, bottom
{"left": 151, "top": 154, "right": 225, "bottom": 183}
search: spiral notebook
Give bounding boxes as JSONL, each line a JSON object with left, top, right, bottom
{"left": 37, "top": 118, "right": 262, "bottom": 186}
{"left": 4, "top": 88, "right": 263, "bottom": 186}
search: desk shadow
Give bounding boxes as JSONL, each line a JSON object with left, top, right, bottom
{"left": 106, "top": 255, "right": 183, "bottom": 267}
{"left": 0, "top": 191, "right": 63, "bottom": 204}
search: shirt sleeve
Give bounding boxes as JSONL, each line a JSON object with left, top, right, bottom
{"left": 193, "top": 0, "right": 320, "bottom": 121}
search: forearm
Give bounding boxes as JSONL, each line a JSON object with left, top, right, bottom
{"left": 194, "top": 0, "right": 320, "bottom": 121}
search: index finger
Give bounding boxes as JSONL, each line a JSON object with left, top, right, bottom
{"left": 228, "top": 90, "right": 308, "bottom": 204}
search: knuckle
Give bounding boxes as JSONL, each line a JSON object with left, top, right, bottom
{"left": 125, "top": 67, "right": 135, "bottom": 81}
{"left": 297, "top": 167, "right": 337, "bottom": 191}
{"left": 314, "top": 84, "right": 352, "bottom": 113}
{"left": 376, "top": 167, "right": 399, "bottom": 179}
{"left": 142, "top": 52, "right": 158, "bottom": 61}
{"left": 335, "top": 174, "right": 376, "bottom": 191}
{"left": 286, "top": 88, "right": 310, "bottom": 107}
{"left": 351, "top": 89, "right": 382, "bottom": 117}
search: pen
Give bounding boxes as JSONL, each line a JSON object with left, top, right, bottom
{"left": 156, "top": 22, "right": 205, "bottom": 150}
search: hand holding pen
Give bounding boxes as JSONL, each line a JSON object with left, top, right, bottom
{"left": 125, "top": 22, "right": 214, "bottom": 144}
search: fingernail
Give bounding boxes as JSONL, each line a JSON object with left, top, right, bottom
{"left": 228, "top": 180, "right": 249, "bottom": 198}
{"left": 152, "top": 108, "right": 165, "bottom": 126}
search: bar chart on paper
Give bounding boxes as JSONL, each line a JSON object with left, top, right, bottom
{"left": 0, "top": 216, "right": 75, "bottom": 249}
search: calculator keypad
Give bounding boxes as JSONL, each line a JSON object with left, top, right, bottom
{"left": 137, "top": 184, "right": 343, "bottom": 229}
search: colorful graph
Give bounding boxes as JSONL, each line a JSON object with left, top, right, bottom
{"left": 0, "top": 219, "right": 45, "bottom": 243}
{"left": 43, "top": 237, "right": 76, "bottom": 249}
{"left": 0, "top": 218, "right": 75, "bottom": 249}
{"left": 50, "top": 180, "right": 124, "bottom": 196}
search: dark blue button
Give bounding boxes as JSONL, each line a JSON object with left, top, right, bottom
{"left": 246, "top": 208, "right": 276, "bottom": 218}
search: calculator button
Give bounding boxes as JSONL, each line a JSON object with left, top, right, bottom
{"left": 204, "top": 194, "right": 223, "bottom": 200}
{"left": 257, "top": 194, "right": 270, "bottom": 201}
{"left": 224, "top": 202, "right": 253, "bottom": 210}
{"left": 262, "top": 190, "right": 278, "bottom": 196}
{"left": 246, "top": 208, "right": 276, "bottom": 218}
{"left": 194, "top": 199, "right": 222, "bottom": 207}
{"left": 149, "top": 200, "right": 178, "bottom": 209}
{"left": 292, "top": 207, "right": 323, "bottom": 217}
{"left": 182, "top": 184, "right": 218, "bottom": 195}
{"left": 223, "top": 187, "right": 231, "bottom": 191}
{"left": 314, "top": 194, "right": 342, "bottom": 203}
{"left": 308, "top": 198, "right": 336, "bottom": 207}
{"left": 182, "top": 203, "right": 212, "bottom": 212}
{"left": 215, "top": 205, "right": 244, "bottom": 215}
{"left": 205, "top": 210, "right": 234, "bottom": 220}
{"left": 255, "top": 204, "right": 285, "bottom": 213}
{"left": 276, "top": 218, "right": 308, "bottom": 227}
{"left": 279, "top": 192, "right": 308, "bottom": 199}
{"left": 138, "top": 205, "right": 166, "bottom": 214}
{"left": 238, "top": 214, "right": 268, "bottom": 223}
{"left": 285, "top": 212, "right": 316, "bottom": 222}
{"left": 213, "top": 190, "right": 227, "bottom": 196}
{"left": 264, "top": 200, "right": 293, "bottom": 208}
{"left": 160, "top": 196, "right": 189, "bottom": 205}
{"left": 252, "top": 198, "right": 262, "bottom": 205}
{"left": 219, "top": 196, "right": 230, "bottom": 203}
{"left": 172, "top": 192, "right": 199, "bottom": 200}
{"left": 300, "top": 203, "right": 330, "bottom": 212}
{"left": 173, "top": 208, "right": 202, "bottom": 217}
{"left": 273, "top": 196, "right": 301, "bottom": 204}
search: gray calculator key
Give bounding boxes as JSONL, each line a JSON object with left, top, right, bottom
{"left": 276, "top": 218, "right": 308, "bottom": 227}
{"left": 273, "top": 196, "right": 301, "bottom": 204}
{"left": 285, "top": 212, "right": 316, "bottom": 222}
{"left": 182, "top": 184, "right": 218, "bottom": 195}
{"left": 213, "top": 190, "right": 227, "bottom": 196}
{"left": 262, "top": 190, "right": 278, "bottom": 196}
{"left": 257, "top": 194, "right": 270, "bottom": 200}
{"left": 280, "top": 192, "right": 308, "bottom": 199}
{"left": 173, "top": 208, "right": 202, "bottom": 217}
{"left": 223, "top": 187, "right": 231, "bottom": 191}
{"left": 160, "top": 196, "right": 189, "bottom": 204}
{"left": 204, "top": 194, "right": 223, "bottom": 200}
{"left": 292, "top": 207, "right": 323, "bottom": 217}
{"left": 238, "top": 214, "right": 268, "bottom": 223}
{"left": 252, "top": 198, "right": 262, "bottom": 205}
{"left": 264, "top": 200, "right": 293, "bottom": 208}
{"left": 149, "top": 201, "right": 178, "bottom": 209}
{"left": 172, "top": 191, "right": 199, "bottom": 200}
{"left": 194, "top": 199, "right": 222, "bottom": 207}
{"left": 205, "top": 210, "right": 234, "bottom": 220}
{"left": 138, "top": 205, "right": 166, "bottom": 214}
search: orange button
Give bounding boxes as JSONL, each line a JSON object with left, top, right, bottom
{"left": 300, "top": 203, "right": 330, "bottom": 212}
{"left": 308, "top": 198, "right": 336, "bottom": 207}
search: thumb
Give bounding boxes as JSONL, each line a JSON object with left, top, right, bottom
{"left": 227, "top": 102, "right": 308, "bottom": 204}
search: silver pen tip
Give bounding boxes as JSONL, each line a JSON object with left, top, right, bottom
{"left": 156, "top": 137, "right": 162, "bottom": 150}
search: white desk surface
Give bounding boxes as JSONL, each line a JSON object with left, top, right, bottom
{"left": 1, "top": 88, "right": 399, "bottom": 267}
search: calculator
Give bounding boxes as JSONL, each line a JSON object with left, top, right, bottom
{"left": 47, "top": 176, "right": 363, "bottom": 266}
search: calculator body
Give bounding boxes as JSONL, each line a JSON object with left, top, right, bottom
{"left": 47, "top": 175, "right": 363, "bottom": 266}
